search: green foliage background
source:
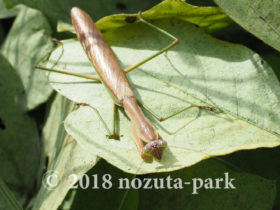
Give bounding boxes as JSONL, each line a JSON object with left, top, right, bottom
{"left": 0, "top": 0, "right": 280, "bottom": 209}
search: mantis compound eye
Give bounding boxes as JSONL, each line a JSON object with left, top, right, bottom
{"left": 143, "top": 140, "right": 167, "bottom": 161}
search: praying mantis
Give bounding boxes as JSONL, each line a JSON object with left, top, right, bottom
{"left": 36, "top": 7, "right": 218, "bottom": 163}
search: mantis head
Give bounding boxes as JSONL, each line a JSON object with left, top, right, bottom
{"left": 143, "top": 139, "right": 167, "bottom": 161}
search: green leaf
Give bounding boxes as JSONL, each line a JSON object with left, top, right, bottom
{"left": 0, "top": 0, "right": 20, "bottom": 18}
{"left": 0, "top": 54, "right": 41, "bottom": 205}
{"left": 32, "top": 94, "right": 99, "bottom": 210}
{"left": 1, "top": 6, "right": 53, "bottom": 110}
{"left": 97, "top": 0, "right": 233, "bottom": 34}
{"left": 214, "top": 0, "right": 280, "bottom": 52}
{"left": 56, "top": 0, "right": 232, "bottom": 36}
{"left": 43, "top": 15, "right": 280, "bottom": 174}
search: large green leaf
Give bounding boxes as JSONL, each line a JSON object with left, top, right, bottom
{"left": 32, "top": 94, "right": 99, "bottom": 210}
{"left": 1, "top": 6, "right": 53, "bottom": 110}
{"left": 214, "top": 0, "right": 280, "bottom": 52}
{"left": 0, "top": 54, "right": 41, "bottom": 206}
{"left": 42, "top": 14, "right": 280, "bottom": 174}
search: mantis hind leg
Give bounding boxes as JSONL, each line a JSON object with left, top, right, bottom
{"left": 123, "top": 15, "right": 217, "bottom": 122}
{"left": 124, "top": 12, "right": 179, "bottom": 74}
{"left": 35, "top": 65, "right": 101, "bottom": 82}
{"left": 137, "top": 99, "right": 217, "bottom": 122}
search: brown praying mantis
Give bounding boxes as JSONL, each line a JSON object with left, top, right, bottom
{"left": 36, "top": 7, "right": 217, "bottom": 162}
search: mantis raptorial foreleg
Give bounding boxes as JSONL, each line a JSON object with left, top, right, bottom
{"left": 112, "top": 103, "right": 121, "bottom": 140}
{"left": 130, "top": 121, "right": 146, "bottom": 159}
{"left": 76, "top": 102, "right": 121, "bottom": 140}
{"left": 76, "top": 103, "right": 112, "bottom": 136}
